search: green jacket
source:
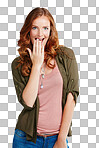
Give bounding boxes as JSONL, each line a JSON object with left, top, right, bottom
{"left": 11, "top": 46, "right": 79, "bottom": 144}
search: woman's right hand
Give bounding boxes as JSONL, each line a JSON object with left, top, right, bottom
{"left": 27, "top": 38, "right": 44, "bottom": 69}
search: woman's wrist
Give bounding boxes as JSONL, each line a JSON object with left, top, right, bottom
{"left": 32, "top": 64, "right": 41, "bottom": 72}
{"left": 58, "top": 134, "right": 67, "bottom": 142}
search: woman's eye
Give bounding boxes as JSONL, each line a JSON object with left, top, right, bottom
{"left": 32, "top": 27, "right": 37, "bottom": 30}
{"left": 44, "top": 27, "right": 48, "bottom": 30}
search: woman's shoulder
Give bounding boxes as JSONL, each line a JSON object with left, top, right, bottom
{"left": 11, "top": 56, "right": 21, "bottom": 70}
{"left": 58, "top": 45, "right": 75, "bottom": 59}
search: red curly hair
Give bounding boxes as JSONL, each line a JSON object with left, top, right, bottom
{"left": 15, "top": 7, "right": 70, "bottom": 76}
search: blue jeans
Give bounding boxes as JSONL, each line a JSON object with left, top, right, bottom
{"left": 12, "top": 129, "right": 69, "bottom": 148}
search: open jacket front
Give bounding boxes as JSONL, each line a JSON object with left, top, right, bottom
{"left": 11, "top": 46, "right": 79, "bottom": 144}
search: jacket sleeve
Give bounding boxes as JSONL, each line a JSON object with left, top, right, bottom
{"left": 11, "top": 57, "right": 36, "bottom": 111}
{"left": 66, "top": 50, "right": 79, "bottom": 107}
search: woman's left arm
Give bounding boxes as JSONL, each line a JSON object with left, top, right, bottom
{"left": 53, "top": 92, "right": 75, "bottom": 148}
{"left": 58, "top": 92, "right": 75, "bottom": 141}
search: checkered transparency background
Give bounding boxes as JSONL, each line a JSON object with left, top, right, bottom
{"left": 0, "top": 0, "right": 99, "bottom": 148}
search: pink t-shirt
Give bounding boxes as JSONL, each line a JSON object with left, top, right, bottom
{"left": 37, "top": 60, "right": 63, "bottom": 134}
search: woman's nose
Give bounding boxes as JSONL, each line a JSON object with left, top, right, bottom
{"left": 38, "top": 29, "right": 43, "bottom": 36}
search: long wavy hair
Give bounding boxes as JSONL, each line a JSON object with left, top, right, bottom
{"left": 15, "top": 7, "right": 72, "bottom": 76}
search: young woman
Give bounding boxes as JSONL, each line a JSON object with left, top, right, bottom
{"left": 12, "top": 7, "right": 79, "bottom": 148}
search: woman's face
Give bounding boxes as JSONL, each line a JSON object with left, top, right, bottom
{"left": 30, "top": 15, "right": 50, "bottom": 49}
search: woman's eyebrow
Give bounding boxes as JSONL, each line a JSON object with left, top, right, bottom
{"left": 43, "top": 26, "right": 50, "bottom": 28}
{"left": 32, "top": 25, "right": 50, "bottom": 27}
